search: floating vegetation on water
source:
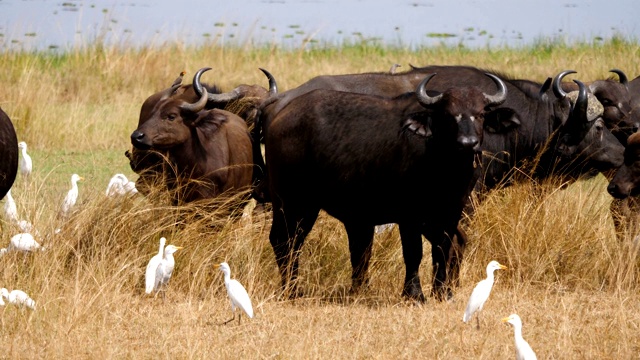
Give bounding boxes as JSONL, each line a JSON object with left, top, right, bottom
{"left": 202, "top": 33, "right": 211, "bottom": 38}
{"left": 464, "top": 27, "right": 474, "bottom": 32}
{"left": 25, "top": 33, "right": 36, "bottom": 37}
{"left": 289, "top": 25, "right": 301, "bottom": 29}
{"left": 214, "top": 22, "right": 224, "bottom": 27}
{"left": 426, "top": 33, "right": 457, "bottom": 38}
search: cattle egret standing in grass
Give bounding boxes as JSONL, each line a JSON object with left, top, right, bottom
{"left": 60, "top": 174, "right": 83, "bottom": 217}
{"left": 145, "top": 237, "right": 166, "bottom": 294}
{"left": 502, "top": 314, "right": 537, "bottom": 360}
{"left": 3, "top": 189, "right": 18, "bottom": 223}
{"left": 18, "top": 141, "right": 32, "bottom": 179}
{"left": 219, "top": 262, "right": 253, "bottom": 324}
{"left": 4, "top": 232, "right": 43, "bottom": 253}
{"left": 106, "top": 173, "right": 138, "bottom": 197}
{"left": 463, "top": 260, "right": 507, "bottom": 329}
{"left": 150, "top": 244, "right": 182, "bottom": 299}
{"left": 0, "top": 288, "right": 36, "bottom": 310}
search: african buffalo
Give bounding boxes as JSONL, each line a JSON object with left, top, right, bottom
{"left": 608, "top": 131, "right": 640, "bottom": 199}
{"left": 607, "top": 131, "right": 640, "bottom": 238}
{"left": 266, "top": 73, "right": 510, "bottom": 301}
{"left": 0, "top": 107, "right": 18, "bottom": 200}
{"left": 258, "top": 66, "right": 623, "bottom": 195}
{"left": 560, "top": 69, "right": 639, "bottom": 145}
{"left": 128, "top": 68, "right": 273, "bottom": 201}
{"left": 129, "top": 85, "right": 253, "bottom": 204}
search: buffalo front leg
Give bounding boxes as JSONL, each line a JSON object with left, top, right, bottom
{"left": 447, "top": 225, "right": 467, "bottom": 288}
{"left": 426, "top": 228, "right": 454, "bottom": 301}
{"left": 269, "top": 202, "right": 319, "bottom": 299}
{"left": 344, "top": 222, "right": 375, "bottom": 294}
{"left": 398, "top": 223, "right": 425, "bottom": 302}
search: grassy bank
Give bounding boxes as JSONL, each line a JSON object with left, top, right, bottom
{"left": 0, "top": 39, "right": 640, "bottom": 358}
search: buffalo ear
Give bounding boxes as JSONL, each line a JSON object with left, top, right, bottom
{"left": 193, "top": 110, "right": 227, "bottom": 133}
{"left": 484, "top": 108, "right": 521, "bottom": 133}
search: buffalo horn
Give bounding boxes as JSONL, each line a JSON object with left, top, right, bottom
{"left": 610, "top": 68, "right": 629, "bottom": 89}
{"left": 483, "top": 73, "right": 508, "bottom": 106}
{"left": 192, "top": 67, "right": 241, "bottom": 103}
{"left": 180, "top": 87, "right": 208, "bottom": 113}
{"left": 570, "top": 79, "right": 588, "bottom": 123}
{"left": 552, "top": 70, "right": 577, "bottom": 99}
{"left": 416, "top": 73, "right": 442, "bottom": 106}
{"left": 259, "top": 68, "right": 278, "bottom": 95}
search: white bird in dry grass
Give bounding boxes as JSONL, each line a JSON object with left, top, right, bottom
{"left": 145, "top": 237, "right": 166, "bottom": 294}
{"left": 0, "top": 288, "right": 36, "bottom": 310}
{"left": 219, "top": 262, "right": 253, "bottom": 324}
{"left": 60, "top": 173, "right": 83, "bottom": 217}
{"left": 502, "top": 314, "right": 537, "bottom": 360}
{"left": 18, "top": 141, "right": 32, "bottom": 179}
{"left": 149, "top": 243, "right": 183, "bottom": 298}
{"left": 463, "top": 260, "right": 507, "bottom": 329}
{"left": 3, "top": 189, "right": 18, "bottom": 223}
{"left": 2, "top": 232, "right": 44, "bottom": 254}
{"left": 105, "top": 173, "right": 138, "bottom": 197}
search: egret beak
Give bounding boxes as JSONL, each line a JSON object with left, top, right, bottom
{"left": 501, "top": 316, "right": 511, "bottom": 323}
{"left": 499, "top": 264, "right": 508, "bottom": 270}
{"left": 174, "top": 246, "right": 184, "bottom": 250}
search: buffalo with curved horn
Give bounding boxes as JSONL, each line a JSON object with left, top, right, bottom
{"left": 265, "top": 73, "right": 513, "bottom": 301}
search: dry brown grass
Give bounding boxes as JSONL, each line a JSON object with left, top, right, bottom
{"left": 1, "top": 39, "right": 640, "bottom": 359}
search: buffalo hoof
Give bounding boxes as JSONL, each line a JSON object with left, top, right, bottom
{"left": 279, "top": 284, "right": 304, "bottom": 301}
{"left": 402, "top": 285, "right": 425, "bottom": 303}
{"left": 431, "top": 287, "right": 453, "bottom": 302}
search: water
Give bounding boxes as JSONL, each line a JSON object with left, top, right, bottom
{"left": 1, "top": 0, "right": 638, "bottom": 51}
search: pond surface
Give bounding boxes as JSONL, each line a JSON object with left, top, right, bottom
{"left": 1, "top": 0, "right": 638, "bottom": 51}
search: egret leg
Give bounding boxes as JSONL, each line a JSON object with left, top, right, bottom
{"left": 476, "top": 313, "right": 480, "bottom": 330}
{"left": 222, "top": 312, "right": 237, "bottom": 325}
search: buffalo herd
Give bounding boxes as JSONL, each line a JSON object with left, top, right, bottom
{"left": 0, "top": 65, "right": 615, "bottom": 300}
{"left": 120, "top": 65, "right": 640, "bottom": 301}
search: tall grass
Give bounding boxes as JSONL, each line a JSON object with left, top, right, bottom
{"left": 0, "top": 39, "right": 640, "bottom": 358}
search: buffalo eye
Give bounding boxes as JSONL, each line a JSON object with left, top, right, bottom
{"left": 601, "top": 98, "right": 613, "bottom": 107}
{"left": 166, "top": 113, "right": 177, "bottom": 121}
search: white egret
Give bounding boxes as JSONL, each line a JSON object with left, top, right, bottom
{"left": 106, "top": 173, "right": 138, "bottom": 197}
{"left": 0, "top": 288, "right": 36, "bottom": 310}
{"left": 3, "top": 189, "right": 18, "bottom": 223}
{"left": 502, "top": 314, "right": 537, "bottom": 360}
{"left": 145, "top": 237, "right": 166, "bottom": 294}
{"left": 219, "top": 262, "right": 253, "bottom": 324}
{"left": 17, "top": 141, "right": 32, "bottom": 179}
{"left": 60, "top": 173, "right": 83, "bottom": 217}
{"left": 150, "top": 244, "right": 182, "bottom": 299}
{"left": 5, "top": 232, "right": 43, "bottom": 252}
{"left": 463, "top": 260, "right": 507, "bottom": 329}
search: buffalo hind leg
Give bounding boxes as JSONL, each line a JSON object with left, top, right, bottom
{"left": 269, "top": 203, "right": 319, "bottom": 299}
{"left": 344, "top": 222, "right": 375, "bottom": 295}
{"left": 398, "top": 223, "right": 425, "bottom": 302}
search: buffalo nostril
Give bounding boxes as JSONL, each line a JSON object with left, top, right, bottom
{"left": 131, "top": 131, "right": 145, "bottom": 142}
{"left": 459, "top": 136, "right": 479, "bottom": 149}
{"left": 607, "top": 183, "right": 617, "bottom": 195}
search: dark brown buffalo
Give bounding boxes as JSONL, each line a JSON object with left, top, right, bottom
{"left": 266, "top": 73, "right": 510, "bottom": 301}
{"left": 607, "top": 131, "right": 640, "bottom": 238}
{"left": 258, "top": 66, "right": 624, "bottom": 195}
{"left": 608, "top": 131, "right": 640, "bottom": 199}
{"left": 129, "top": 85, "right": 253, "bottom": 204}
{"left": 127, "top": 68, "right": 273, "bottom": 201}
{"left": 0, "top": 107, "right": 18, "bottom": 199}
{"left": 561, "top": 69, "right": 638, "bottom": 145}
